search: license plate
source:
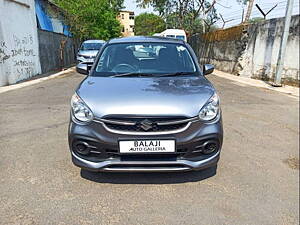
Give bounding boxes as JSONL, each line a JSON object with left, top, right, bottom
{"left": 119, "top": 140, "right": 175, "bottom": 153}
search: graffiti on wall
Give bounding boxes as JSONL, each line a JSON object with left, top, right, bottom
{"left": 0, "top": 34, "right": 38, "bottom": 82}
{"left": 12, "top": 34, "right": 36, "bottom": 80}
{"left": 0, "top": 40, "right": 10, "bottom": 64}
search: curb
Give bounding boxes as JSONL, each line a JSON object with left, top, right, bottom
{"left": 213, "top": 70, "right": 299, "bottom": 98}
{"left": 0, "top": 67, "right": 76, "bottom": 94}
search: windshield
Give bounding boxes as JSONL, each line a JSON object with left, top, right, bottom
{"left": 80, "top": 42, "right": 103, "bottom": 50}
{"left": 176, "top": 35, "right": 185, "bottom": 40}
{"left": 94, "top": 43, "right": 197, "bottom": 77}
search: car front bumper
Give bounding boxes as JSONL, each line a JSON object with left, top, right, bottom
{"left": 71, "top": 150, "right": 220, "bottom": 172}
{"left": 68, "top": 114, "right": 223, "bottom": 172}
{"left": 77, "top": 56, "right": 95, "bottom": 64}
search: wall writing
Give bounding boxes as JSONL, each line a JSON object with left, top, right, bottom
{"left": 0, "top": 34, "right": 38, "bottom": 83}
{"left": 11, "top": 34, "right": 37, "bottom": 80}
{"left": 0, "top": 41, "right": 10, "bottom": 64}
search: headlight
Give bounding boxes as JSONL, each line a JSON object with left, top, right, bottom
{"left": 71, "top": 93, "right": 93, "bottom": 123}
{"left": 199, "top": 93, "right": 220, "bottom": 121}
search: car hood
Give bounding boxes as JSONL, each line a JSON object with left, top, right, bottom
{"left": 77, "top": 76, "right": 215, "bottom": 118}
{"left": 78, "top": 50, "right": 98, "bottom": 57}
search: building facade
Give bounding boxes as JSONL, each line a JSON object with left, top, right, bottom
{"left": 118, "top": 11, "right": 135, "bottom": 37}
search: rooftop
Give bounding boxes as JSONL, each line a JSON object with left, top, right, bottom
{"left": 119, "top": 10, "right": 135, "bottom": 14}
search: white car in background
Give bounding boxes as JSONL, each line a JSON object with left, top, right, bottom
{"left": 77, "top": 40, "right": 105, "bottom": 64}
{"left": 156, "top": 29, "right": 187, "bottom": 42}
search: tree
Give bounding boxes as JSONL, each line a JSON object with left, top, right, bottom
{"left": 53, "top": 0, "right": 123, "bottom": 40}
{"left": 135, "top": 13, "right": 166, "bottom": 35}
{"left": 202, "top": 1, "right": 219, "bottom": 31}
{"left": 136, "top": 0, "right": 166, "bottom": 16}
{"left": 136, "top": 0, "right": 219, "bottom": 35}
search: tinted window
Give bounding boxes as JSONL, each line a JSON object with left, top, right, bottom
{"left": 81, "top": 43, "right": 103, "bottom": 50}
{"left": 176, "top": 35, "right": 185, "bottom": 40}
{"left": 94, "top": 43, "right": 196, "bottom": 77}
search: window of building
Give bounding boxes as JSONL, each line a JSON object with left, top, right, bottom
{"left": 130, "top": 25, "right": 135, "bottom": 32}
{"left": 121, "top": 14, "right": 124, "bottom": 19}
{"left": 129, "top": 13, "right": 134, "bottom": 20}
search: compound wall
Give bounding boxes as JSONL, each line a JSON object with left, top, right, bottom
{"left": 189, "top": 15, "right": 300, "bottom": 86}
{"left": 0, "top": 0, "right": 41, "bottom": 86}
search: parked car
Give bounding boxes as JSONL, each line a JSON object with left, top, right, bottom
{"left": 77, "top": 40, "right": 105, "bottom": 64}
{"left": 70, "top": 36, "right": 223, "bottom": 172}
{"left": 157, "top": 29, "right": 187, "bottom": 42}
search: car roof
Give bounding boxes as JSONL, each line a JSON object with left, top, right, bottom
{"left": 83, "top": 40, "right": 106, "bottom": 44}
{"left": 107, "top": 36, "right": 186, "bottom": 45}
{"left": 161, "top": 29, "right": 186, "bottom": 35}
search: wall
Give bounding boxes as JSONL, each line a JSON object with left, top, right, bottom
{"left": 38, "top": 29, "right": 78, "bottom": 74}
{"left": 189, "top": 15, "right": 300, "bottom": 86}
{"left": 189, "top": 25, "right": 248, "bottom": 75}
{"left": 0, "top": 0, "right": 41, "bottom": 86}
{"left": 240, "top": 16, "right": 299, "bottom": 84}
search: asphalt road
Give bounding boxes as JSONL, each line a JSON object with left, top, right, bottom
{"left": 0, "top": 71, "right": 299, "bottom": 225}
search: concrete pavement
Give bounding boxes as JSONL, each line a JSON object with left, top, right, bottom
{"left": 213, "top": 70, "right": 299, "bottom": 98}
{"left": 0, "top": 71, "right": 298, "bottom": 225}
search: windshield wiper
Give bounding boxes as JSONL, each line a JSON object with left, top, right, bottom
{"left": 111, "top": 72, "right": 155, "bottom": 78}
{"left": 156, "top": 72, "right": 196, "bottom": 77}
{"left": 111, "top": 72, "right": 196, "bottom": 78}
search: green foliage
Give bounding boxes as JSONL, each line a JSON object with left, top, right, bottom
{"left": 248, "top": 17, "right": 264, "bottom": 23}
{"left": 135, "top": 13, "right": 166, "bottom": 35}
{"left": 53, "top": 0, "right": 123, "bottom": 40}
{"left": 136, "top": 0, "right": 166, "bottom": 16}
{"left": 136, "top": 0, "right": 220, "bottom": 35}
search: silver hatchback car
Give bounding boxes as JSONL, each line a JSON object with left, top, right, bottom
{"left": 69, "top": 36, "right": 223, "bottom": 172}
{"left": 77, "top": 40, "right": 105, "bottom": 64}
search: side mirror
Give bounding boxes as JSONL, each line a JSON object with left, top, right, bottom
{"left": 76, "top": 63, "right": 88, "bottom": 75}
{"left": 203, "top": 64, "right": 214, "bottom": 75}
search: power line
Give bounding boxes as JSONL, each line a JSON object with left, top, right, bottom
{"left": 216, "top": 2, "right": 232, "bottom": 9}
{"left": 220, "top": 3, "right": 298, "bottom": 20}
{"left": 214, "top": 0, "right": 299, "bottom": 28}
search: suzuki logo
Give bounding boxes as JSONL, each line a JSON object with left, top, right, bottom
{"left": 139, "top": 119, "right": 153, "bottom": 131}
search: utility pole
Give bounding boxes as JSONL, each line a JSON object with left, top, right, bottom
{"left": 241, "top": 8, "right": 244, "bottom": 24}
{"left": 244, "top": 0, "right": 255, "bottom": 22}
{"left": 274, "top": 0, "right": 294, "bottom": 86}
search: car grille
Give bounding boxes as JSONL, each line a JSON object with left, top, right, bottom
{"left": 105, "top": 122, "right": 187, "bottom": 132}
{"left": 82, "top": 55, "right": 94, "bottom": 59}
{"left": 95, "top": 116, "right": 196, "bottom": 133}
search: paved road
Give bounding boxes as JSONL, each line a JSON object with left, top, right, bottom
{"left": 0, "top": 71, "right": 299, "bottom": 225}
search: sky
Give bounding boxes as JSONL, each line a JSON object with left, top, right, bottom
{"left": 123, "top": 0, "right": 299, "bottom": 28}
{"left": 123, "top": 0, "right": 154, "bottom": 14}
